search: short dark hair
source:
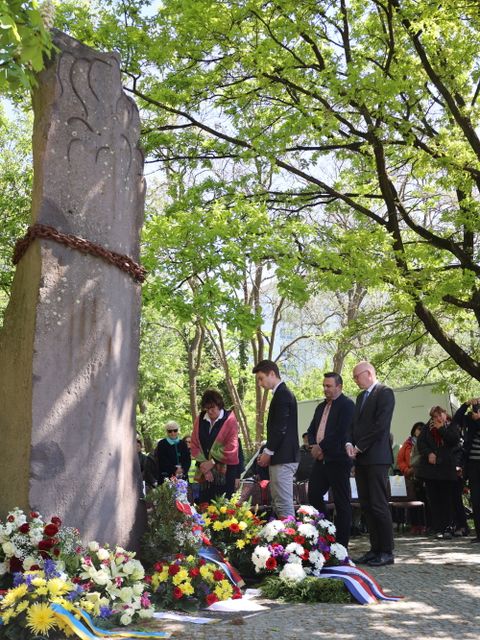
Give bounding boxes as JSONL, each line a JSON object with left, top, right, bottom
{"left": 324, "top": 371, "right": 343, "bottom": 386}
{"left": 302, "top": 432, "right": 308, "bottom": 438}
{"left": 411, "top": 422, "right": 425, "bottom": 436}
{"left": 200, "top": 388, "right": 225, "bottom": 410}
{"left": 252, "top": 359, "right": 280, "bottom": 377}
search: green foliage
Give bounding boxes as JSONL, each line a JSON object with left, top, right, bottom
{"left": 0, "top": 0, "right": 53, "bottom": 93}
{"left": 141, "top": 482, "right": 202, "bottom": 566}
{"left": 260, "top": 575, "right": 352, "bottom": 604}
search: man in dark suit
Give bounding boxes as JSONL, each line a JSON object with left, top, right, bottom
{"left": 252, "top": 359, "right": 299, "bottom": 518}
{"left": 307, "top": 372, "right": 355, "bottom": 548}
{"left": 346, "top": 361, "right": 395, "bottom": 567}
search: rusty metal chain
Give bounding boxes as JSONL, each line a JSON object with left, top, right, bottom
{"left": 13, "top": 223, "right": 147, "bottom": 284}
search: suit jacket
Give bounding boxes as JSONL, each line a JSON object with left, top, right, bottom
{"left": 307, "top": 393, "right": 355, "bottom": 463}
{"left": 349, "top": 383, "right": 395, "bottom": 465}
{"left": 266, "top": 382, "right": 300, "bottom": 465}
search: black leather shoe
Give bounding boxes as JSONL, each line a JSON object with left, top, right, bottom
{"left": 367, "top": 552, "right": 394, "bottom": 567}
{"left": 353, "top": 550, "right": 378, "bottom": 564}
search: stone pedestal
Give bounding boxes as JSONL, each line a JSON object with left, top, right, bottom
{"left": 0, "top": 31, "right": 146, "bottom": 548}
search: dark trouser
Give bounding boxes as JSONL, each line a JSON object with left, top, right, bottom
{"left": 453, "top": 476, "right": 468, "bottom": 531}
{"left": 424, "top": 478, "right": 455, "bottom": 533}
{"left": 355, "top": 464, "right": 394, "bottom": 554}
{"left": 308, "top": 459, "right": 352, "bottom": 548}
{"left": 467, "top": 460, "right": 480, "bottom": 537}
{"left": 198, "top": 464, "right": 236, "bottom": 503}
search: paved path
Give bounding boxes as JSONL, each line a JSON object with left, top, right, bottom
{"left": 153, "top": 534, "right": 480, "bottom": 639}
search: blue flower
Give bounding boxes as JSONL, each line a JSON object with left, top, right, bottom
{"left": 44, "top": 559, "right": 61, "bottom": 579}
{"left": 99, "top": 606, "right": 112, "bottom": 619}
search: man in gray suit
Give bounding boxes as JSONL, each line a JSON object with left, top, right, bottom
{"left": 347, "top": 361, "right": 395, "bottom": 567}
{"left": 253, "top": 359, "right": 299, "bottom": 518}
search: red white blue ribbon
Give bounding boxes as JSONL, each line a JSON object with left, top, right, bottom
{"left": 319, "top": 565, "right": 403, "bottom": 605}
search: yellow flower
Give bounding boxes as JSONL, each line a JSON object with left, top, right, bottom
{"left": 1, "top": 584, "right": 29, "bottom": 607}
{"left": 26, "top": 603, "right": 57, "bottom": 636}
{"left": 1, "top": 608, "right": 15, "bottom": 624}
{"left": 179, "top": 581, "right": 194, "bottom": 596}
{"left": 186, "top": 555, "right": 195, "bottom": 562}
{"left": 31, "top": 577, "right": 47, "bottom": 588}
{"left": 15, "top": 601, "right": 30, "bottom": 614}
{"left": 35, "top": 586, "right": 49, "bottom": 596}
{"left": 48, "top": 578, "right": 71, "bottom": 598}
{"left": 207, "top": 505, "right": 217, "bottom": 514}
{"left": 199, "top": 565, "right": 213, "bottom": 580}
{"left": 246, "top": 511, "right": 253, "bottom": 518}
{"left": 212, "top": 521, "right": 223, "bottom": 531}
{"left": 238, "top": 521, "right": 247, "bottom": 530}
{"left": 219, "top": 506, "right": 227, "bottom": 514}
{"left": 203, "top": 517, "right": 211, "bottom": 526}
{"left": 235, "top": 539, "right": 246, "bottom": 549}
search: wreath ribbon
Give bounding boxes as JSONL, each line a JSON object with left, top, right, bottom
{"left": 50, "top": 604, "right": 170, "bottom": 639}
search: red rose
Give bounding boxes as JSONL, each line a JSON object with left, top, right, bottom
{"left": 210, "top": 514, "right": 218, "bottom": 521}
{"left": 232, "top": 589, "right": 242, "bottom": 600}
{"left": 168, "top": 564, "right": 180, "bottom": 576}
{"left": 175, "top": 553, "right": 185, "bottom": 560}
{"left": 7, "top": 515, "right": 15, "bottom": 523}
{"left": 29, "top": 511, "right": 39, "bottom": 518}
{"left": 324, "top": 553, "right": 331, "bottom": 561}
{"left": 50, "top": 516, "right": 62, "bottom": 526}
{"left": 265, "top": 557, "right": 277, "bottom": 570}
{"left": 189, "top": 568, "right": 200, "bottom": 578}
{"left": 251, "top": 536, "right": 260, "bottom": 545}
{"left": 19, "top": 523, "right": 30, "bottom": 534}
{"left": 199, "top": 559, "right": 206, "bottom": 566}
{"left": 173, "top": 587, "right": 183, "bottom": 600}
{"left": 227, "top": 509, "right": 236, "bottom": 515}
{"left": 9, "top": 557, "right": 23, "bottom": 572}
{"left": 43, "top": 524, "right": 59, "bottom": 537}
{"left": 30, "top": 564, "right": 40, "bottom": 571}
{"left": 53, "top": 548, "right": 60, "bottom": 557}
{"left": 294, "top": 535, "right": 305, "bottom": 545}
{"left": 144, "top": 575, "right": 152, "bottom": 584}
{"left": 301, "top": 550, "right": 310, "bottom": 561}
{"left": 206, "top": 593, "right": 219, "bottom": 606}
{"left": 198, "top": 503, "right": 210, "bottom": 512}
{"left": 153, "top": 562, "right": 164, "bottom": 572}
{"left": 213, "top": 570, "right": 224, "bottom": 581}
{"left": 38, "top": 539, "right": 55, "bottom": 551}
{"left": 229, "top": 523, "right": 240, "bottom": 533}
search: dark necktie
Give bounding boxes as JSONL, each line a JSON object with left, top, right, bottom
{"left": 360, "top": 390, "right": 370, "bottom": 411}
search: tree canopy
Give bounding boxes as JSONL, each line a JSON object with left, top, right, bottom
{"left": 57, "top": 0, "right": 480, "bottom": 380}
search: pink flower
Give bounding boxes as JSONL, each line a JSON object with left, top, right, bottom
{"left": 140, "top": 593, "right": 151, "bottom": 608}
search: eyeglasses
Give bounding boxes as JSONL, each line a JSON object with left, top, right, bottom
{"left": 167, "top": 429, "right": 178, "bottom": 434}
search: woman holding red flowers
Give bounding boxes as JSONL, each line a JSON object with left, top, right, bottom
{"left": 190, "top": 389, "right": 239, "bottom": 503}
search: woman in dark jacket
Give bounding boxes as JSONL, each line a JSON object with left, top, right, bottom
{"left": 416, "top": 406, "right": 459, "bottom": 539}
{"left": 154, "top": 420, "right": 191, "bottom": 484}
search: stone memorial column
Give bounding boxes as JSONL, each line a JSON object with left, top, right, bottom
{"left": 0, "top": 31, "right": 146, "bottom": 548}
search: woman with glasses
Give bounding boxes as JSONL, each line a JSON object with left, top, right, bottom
{"left": 190, "top": 389, "right": 239, "bottom": 503}
{"left": 153, "top": 420, "right": 191, "bottom": 485}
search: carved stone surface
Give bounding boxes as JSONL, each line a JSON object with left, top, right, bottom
{"left": 0, "top": 31, "right": 146, "bottom": 548}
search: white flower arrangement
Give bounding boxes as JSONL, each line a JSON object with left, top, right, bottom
{"left": 330, "top": 543, "right": 348, "bottom": 561}
{"left": 251, "top": 545, "right": 272, "bottom": 572}
{"left": 260, "top": 520, "right": 286, "bottom": 542}
{"left": 318, "top": 519, "right": 336, "bottom": 535}
{"left": 297, "top": 522, "right": 319, "bottom": 543}
{"left": 279, "top": 563, "right": 306, "bottom": 582}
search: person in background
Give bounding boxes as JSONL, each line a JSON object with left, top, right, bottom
{"left": 347, "top": 361, "right": 395, "bottom": 567}
{"left": 252, "top": 360, "right": 299, "bottom": 518}
{"left": 154, "top": 421, "right": 191, "bottom": 485}
{"left": 453, "top": 398, "right": 480, "bottom": 541}
{"left": 396, "top": 422, "right": 426, "bottom": 534}
{"left": 296, "top": 431, "right": 315, "bottom": 482}
{"left": 137, "top": 435, "right": 148, "bottom": 475}
{"left": 190, "top": 389, "right": 239, "bottom": 503}
{"left": 416, "top": 406, "right": 459, "bottom": 540}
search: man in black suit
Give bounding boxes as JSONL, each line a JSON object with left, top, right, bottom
{"left": 347, "top": 361, "right": 395, "bottom": 567}
{"left": 307, "top": 372, "right": 355, "bottom": 548}
{"left": 252, "top": 360, "right": 299, "bottom": 518}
